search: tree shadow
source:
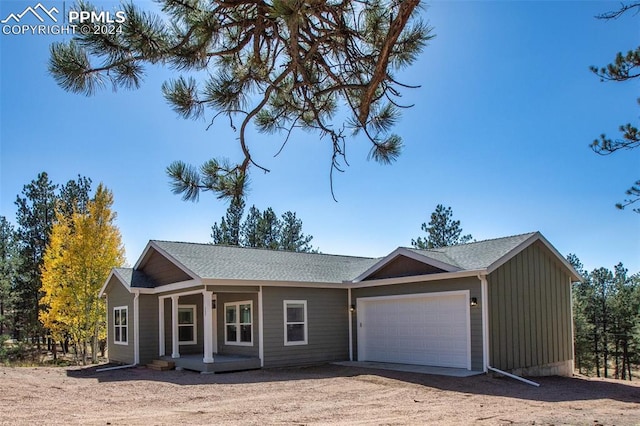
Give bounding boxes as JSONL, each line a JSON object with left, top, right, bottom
{"left": 66, "top": 363, "right": 640, "bottom": 404}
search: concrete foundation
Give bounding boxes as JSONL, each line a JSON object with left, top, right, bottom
{"left": 511, "top": 359, "right": 574, "bottom": 377}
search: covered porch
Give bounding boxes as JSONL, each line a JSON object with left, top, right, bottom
{"left": 157, "top": 286, "right": 262, "bottom": 373}
{"left": 160, "top": 354, "right": 261, "bottom": 373}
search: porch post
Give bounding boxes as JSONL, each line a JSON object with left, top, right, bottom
{"left": 158, "top": 297, "right": 165, "bottom": 357}
{"left": 202, "top": 290, "right": 214, "bottom": 363}
{"left": 171, "top": 295, "right": 180, "bottom": 359}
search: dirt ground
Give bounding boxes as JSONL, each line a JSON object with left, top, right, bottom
{"left": 1, "top": 364, "right": 639, "bottom": 425}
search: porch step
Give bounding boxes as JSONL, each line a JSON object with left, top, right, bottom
{"left": 147, "top": 359, "right": 175, "bottom": 371}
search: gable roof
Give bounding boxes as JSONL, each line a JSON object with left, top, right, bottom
{"left": 101, "top": 231, "right": 581, "bottom": 295}
{"left": 409, "top": 232, "right": 537, "bottom": 270}
{"left": 147, "top": 240, "right": 379, "bottom": 284}
{"left": 354, "top": 232, "right": 582, "bottom": 283}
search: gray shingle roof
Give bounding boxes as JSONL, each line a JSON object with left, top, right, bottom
{"left": 114, "top": 268, "right": 157, "bottom": 288}
{"left": 131, "top": 232, "right": 540, "bottom": 286}
{"left": 406, "top": 232, "right": 537, "bottom": 270}
{"left": 152, "top": 241, "right": 380, "bottom": 283}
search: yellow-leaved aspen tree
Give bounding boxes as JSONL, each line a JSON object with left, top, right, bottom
{"left": 41, "top": 184, "right": 125, "bottom": 364}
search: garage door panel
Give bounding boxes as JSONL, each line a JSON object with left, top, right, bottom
{"left": 358, "top": 293, "right": 470, "bottom": 369}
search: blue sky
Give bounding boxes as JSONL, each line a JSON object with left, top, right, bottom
{"left": 1, "top": 0, "right": 638, "bottom": 274}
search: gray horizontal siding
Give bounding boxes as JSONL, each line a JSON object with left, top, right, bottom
{"left": 105, "top": 277, "right": 134, "bottom": 365}
{"left": 351, "top": 277, "right": 483, "bottom": 371}
{"left": 138, "top": 294, "right": 159, "bottom": 364}
{"left": 217, "top": 293, "right": 259, "bottom": 358}
{"left": 163, "top": 294, "right": 205, "bottom": 356}
{"left": 262, "top": 287, "right": 349, "bottom": 368}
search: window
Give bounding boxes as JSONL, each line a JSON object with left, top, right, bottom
{"left": 284, "top": 300, "right": 307, "bottom": 346}
{"left": 225, "top": 301, "right": 253, "bottom": 345}
{"left": 178, "top": 305, "right": 197, "bottom": 345}
{"left": 114, "top": 306, "right": 128, "bottom": 345}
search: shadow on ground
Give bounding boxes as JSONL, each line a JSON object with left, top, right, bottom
{"left": 66, "top": 363, "right": 640, "bottom": 404}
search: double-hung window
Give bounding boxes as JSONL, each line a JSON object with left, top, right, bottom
{"left": 225, "top": 301, "right": 253, "bottom": 345}
{"left": 178, "top": 305, "right": 197, "bottom": 345}
{"left": 114, "top": 306, "right": 128, "bottom": 345}
{"left": 284, "top": 300, "right": 307, "bottom": 345}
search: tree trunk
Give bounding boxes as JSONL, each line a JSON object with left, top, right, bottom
{"left": 0, "top": 299, "right": 5, "bottom": 335}
{"left": 623, "top": 341, "right": 631, "bottom": 381}
{"left": 91, "top": 331, "right": 98, "bottom": 364}
{"left": 614, "top": 338, "right": 620, "bottom": 379}
{"left": 594, "top": 328, "right": 600, "bottom": 378}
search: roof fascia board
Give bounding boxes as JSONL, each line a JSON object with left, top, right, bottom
{"left": 157, "top": 288, "right": 207, "bottom": 299}
{"left": 133, "top": 241, "right": 155, "bottom": 270}
{"left": 99, "top": 269, "right": 160, "bottom": 297}
{"left": 146, "top": 278, "right": 202, "bottom": 294}
{"left": 352, "top": 247, "right": 459, "bottom": 283}
{"left": 486, "top": 232, "right": 583, "bottom": 282}
{"left": 98, "top": 270, "right": 119, "bottom": 298}
{"left": 201, "top": 278, "right": 348, "bottom": 289}
{"left": 485, "top": 233, "right": 540, "bottom": 275}
{"left": 536, "top": 234, "right": 584, "bottom": 282}
{"left": 349, "top": 269, "right": 486, "bottom": 288}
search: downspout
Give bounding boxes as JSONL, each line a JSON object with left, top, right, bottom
{"left": 133, "top": 291, "right": 140, "bottom": 365}
{"left": 487, "top": 366, "right": 540, "bottom": 387}
{"left": 569, "top": 276, "right": 575, "bottom": 366}
{"left": 96, "top": 363, "right": 137, "bottom": 372}
{"left": 348, "top": 287, "right": 353, "bottom": 361}
{"left": 258, "top": 286, "right": 264, "bottom": 367}
{"left": 477, "top": 273, "right": 489, "bottom": 373}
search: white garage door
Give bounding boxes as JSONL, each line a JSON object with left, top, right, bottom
{"left": 357, "top": 292, "right": 470, "bottom": 369}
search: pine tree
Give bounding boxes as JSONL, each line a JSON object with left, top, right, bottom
{"left": 411, "top": 204, "right": 473, "bottom": 249}
{"left": 589, "top": 2, "right": 639, "bottom": 212}
{"left": 567, "top": 254, "right": 596, "bottom": 374}
{"left": 609, "top": 264, "right": 639, "bottom": 380}
{"left": 216, "top": 204, "right": 316, "bottom": 252}
{"left": 280, "top": 211, "right": 315, "bottom": 252}
{"left": 40, "top": 184, "right": 125, "bottom": 364}
{"left": 49, "top": 0, "right": 431, "bottom": 201}
{"left": 0, "top": 217, "right": 19, "bottom": 337}
{"left": 257, "top": 208, "right": 281, "bottom": 250}
{"left": 241, "top": 205, "right": 262, "bottom": 248}
{"left": 58, "top": 175, "right": 92, "bottom": 218}
{"left": 211, "top": 197, "right": 245, "bottom": 245}
{"left": 13, "top": 172, "right": 58, "bottom": 344}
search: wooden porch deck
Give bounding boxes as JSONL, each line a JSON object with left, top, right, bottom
{"left": 161, "top": 354, "right": 261, "bottom": 374}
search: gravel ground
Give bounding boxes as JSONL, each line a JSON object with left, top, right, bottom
{"left": 1, "top": 364, "right": 639, "bottom": 425}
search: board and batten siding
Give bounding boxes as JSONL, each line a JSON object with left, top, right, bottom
{"left": 488, "top": 240, "right": 573, "bottom": 372}
{"left": 105, "top": 277, "right": 135, "bottom": 364}
{"left": 262, "top": 287, "right": 349, "bottom": 367}
{"left": 351, "top": 277, "right": 483, "bottom": 371}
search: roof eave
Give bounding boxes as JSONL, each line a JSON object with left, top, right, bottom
{"left": 349, "top": 269, "right": 487, "bottom": 288}
{"left": 99, "top": 268, "right": 130, "bottom": 298}
{"left": 135, "top": 241, "right": 200, "bottom": 281}
{"left": 352, "top": 247, "right": 460, "bottom": 283}
{"left": 486, "top": 232, "right": 583, "bottom": 282}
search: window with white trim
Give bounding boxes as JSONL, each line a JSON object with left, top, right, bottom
{"left": 178, "top": 305, "right": 197, "bottom": 345}
{"left": 114, "top": 306, "right": 128, "bottom": 345}
{"left": 224, "top": 301, "right": 253, "bottom": 345}
{"left": 284, "top": 300, "right": 307, "bottom": 345}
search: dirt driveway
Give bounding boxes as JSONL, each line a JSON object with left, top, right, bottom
{"left": 1, "top": 364, "right": 639, "bottom": 425}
